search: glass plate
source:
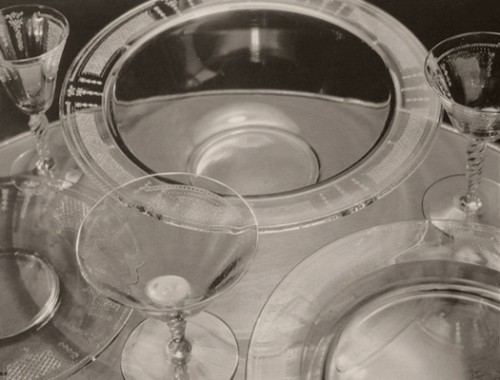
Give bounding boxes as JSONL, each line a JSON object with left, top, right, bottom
{"left": 246, "top": 220, "right": 500, "bottom": 379}
{"left": 60, "top": 0, "right": 441, "bottom": 232}
{"left": 0, "top": 176, "right": 131, "bottom": 380}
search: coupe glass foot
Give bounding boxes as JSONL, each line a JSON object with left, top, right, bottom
{"left": 121, "top": 311, "right": 238, "bottom": 380}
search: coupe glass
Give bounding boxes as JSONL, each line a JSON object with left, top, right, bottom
{"left": 76, "top": 172, "right": 258, "bottom": 380}
{"left": 0, "top": 5, "right": 76, "bottom": 181}
{"left": 423, "top": 32, "right": 500, "bottom": 226}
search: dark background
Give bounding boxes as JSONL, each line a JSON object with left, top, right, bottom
{"left": 0, "top": 0, "right": 499, "bottom": 140}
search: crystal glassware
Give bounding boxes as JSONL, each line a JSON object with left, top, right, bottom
{"left": 423, "top": 32, "right": 500, "bottom": 226}
{"left": 247, "top": 220, "right": 500, "bottom": 380}
{"left": 0, "top": 175, "right": 130, "bottom": 379}
{"left": 76, "top": 172, "right": 258, "bottom": 380}
{"left": 0, "top": 5, "right": 75, "bottom": 180}
{"left": 60, "top": 0, "right": 441, "bottom": 232}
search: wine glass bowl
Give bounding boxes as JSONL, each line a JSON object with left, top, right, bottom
{"left": 0, "top": 4, "right": 71, "bottom": 178}
{"left": 425, "top": 33, "right": 500, "bottom": 141}
{"left": 423, "top": 32, "right": 500, "bottom": 226}
{"left": 76, "top": 172, "right": 258, "bottom": 380}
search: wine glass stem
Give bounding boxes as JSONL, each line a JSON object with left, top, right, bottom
{"left": 166, "top": 314, "right": 192, "bottom": 366}
{"left": 29, "top": 113, "right": 54, "bottom": 177}
{"left": 461, "top": 138, "right": 486, "bottom": 220}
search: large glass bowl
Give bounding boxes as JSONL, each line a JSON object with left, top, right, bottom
{"left": 60, "top": 0, "right": 441, "bottom": 232}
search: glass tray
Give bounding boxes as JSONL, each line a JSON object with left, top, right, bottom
{"left": 246, "top": 220, "right": 500, "bottom": 379}
{"left": 0, "top": 176, "right": 131, "bottom": 380}
{"left": 60, "top": 0, "right": 441, "bottom": 232}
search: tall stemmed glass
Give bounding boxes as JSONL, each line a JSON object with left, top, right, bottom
{"left": 76, "top": 172, "right": 258, "bottom": 380}
{"left": 423, "top": 32, "right": 500, "bottom": 226}
{"left": 0, "top": 5, "right": 71, "bottom": 179}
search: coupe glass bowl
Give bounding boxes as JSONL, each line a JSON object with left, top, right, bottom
{"left": 76, "top": 172, "right": 258, "bottom": 379}
{"left": 60, "top": 0, "right": 441, "bottom": 231}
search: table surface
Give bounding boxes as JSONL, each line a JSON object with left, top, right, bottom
{"left": 1, "top": 1, "right": 500, "bottom": 379}
{"left": 0, "top": 122, "right": 499, "bottom": 379}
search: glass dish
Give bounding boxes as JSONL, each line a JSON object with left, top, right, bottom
{"left": 60, "top": 0, "right": 441, "bottom": 232}
{"left": 0, "top": 176, "right": 131, "bottom": 380}
{"left": 247, "top": 220, "right": 500, "bottom": 379}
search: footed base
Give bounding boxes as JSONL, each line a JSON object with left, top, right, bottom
{"left": 422, "top": 174, "right": 500, "bottom": 227}
{"left": 121, "top": 311, "right": 238, "bottom": 380}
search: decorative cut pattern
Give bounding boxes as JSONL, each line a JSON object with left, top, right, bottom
{"left": 7, "top": 350, "right": 61, "bottom": 380}
{"left": 65, "top": 74, "right": 103, "bottom": 110}
{"left": 5, "top": 11, "right": 24, "bottom": 51}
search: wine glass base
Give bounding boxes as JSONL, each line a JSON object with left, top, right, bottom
{"left": 422, "top": 174, "right": 500, "bottom": 227}
{"left": 0, "top": 249, "right": 60, "bottom": 339}
{"left": 10, "top": 148, "right": 82, "bottom": 186}
{"left": 121, "top": 311, "right": 239, "bottom": 380}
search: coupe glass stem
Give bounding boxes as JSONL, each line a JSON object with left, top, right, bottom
{"left": 29, "top": 112, "right": 55, "bottom": 177}
{"left": 166, "top": 313, "right": 192, "bottom": 378}
{"left": 460, "top": 138, "right": 486, "bottom": 220}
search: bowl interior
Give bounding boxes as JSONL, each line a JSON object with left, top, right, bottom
{"left": 108, "top": 5, "right": 393, "bottom": 197}
{"left": 61, "top": 0, "right": 440, "bottom": 231}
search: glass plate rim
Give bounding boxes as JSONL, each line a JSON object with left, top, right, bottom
{"left": 245, "top": 219, "right": 500, "bottom": 379}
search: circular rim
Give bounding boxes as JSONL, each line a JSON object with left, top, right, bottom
{"left": 246, "top": 219, "right": 500, "bottom": 379}
{"left": 60, "top": 0, "right": 441, "bottom": 232}
{"left": 0, "top": 175, "right": 131, "bottom": 380}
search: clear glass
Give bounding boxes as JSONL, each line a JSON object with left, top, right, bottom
{"left": 247, "top": 220, "right": 500, "bottom": 380}
{"left": 423, "top": 32, "right": 500, "bottom": 226}
{"left": 0, "top": 249, "right": 59, "bottom": 339}
{"left": 0, "top": 176, "right": 130, "bottom": 380}
{"left": 76, "top": 172, "right": 258, "bottom": 380}
{"left": 0, "top": 5, "right": 79, "bottom": 182}
{"left": 60, "top": 0, "right": 441, "bottom": 232}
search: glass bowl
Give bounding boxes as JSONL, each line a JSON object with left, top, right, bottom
{"left": 60, "top": 0, "right": 441, "bottom": 232}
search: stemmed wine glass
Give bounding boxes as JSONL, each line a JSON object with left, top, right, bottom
{"left": 0, "top": 5, "right": 77, "bottom": 181}
{"left": 76, "top": 172, "right": 258, "bottom": 380}
{"left": 423, "top": 32, "right": 500, "bottom": 226}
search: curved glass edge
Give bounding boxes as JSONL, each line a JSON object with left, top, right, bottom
{"left": 0, "top": 176, "right": 133, "bottom": 379}
{"left": 59, "top": 0, "right": 441, "bottom": 232}
{"left": 246, "top": 219, "right": 500, "bottom": 379}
